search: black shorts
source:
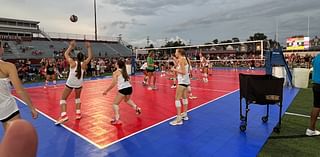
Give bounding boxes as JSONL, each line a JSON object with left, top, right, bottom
{"left": 146, "top": 69, "right": 155, "bottom": 73}
{"left": 313, "top": 83, "right": 320, "bottom": 108}
{"left": 119, "top": 87, "right": 133, "bottom": 95}
{"left": 1, "top": 110, "right": 20, "bottom": 123}
{"left": 66, "top": 84, "right": 82, "bottom": 90}
{"left": 47, "top": 72, "right": 55, "bottom": 76}
{"left": 179, "top": 84, "right": 189, "bottom": 88}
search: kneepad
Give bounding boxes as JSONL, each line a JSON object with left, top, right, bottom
{"left": 75, "top": 98, "right": 81, "bottom": 104}
{"left": 60, "top": 100, "right": 66, "bottom": 105}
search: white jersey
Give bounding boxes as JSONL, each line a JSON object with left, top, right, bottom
{"left": 0, "top": 77, "right": 19, "bottom": 120}
{"left": 117, "top": 70, "right": 132, "bottom": 90}
{"left": 201, "top": 57, "right": 209, "bottom": 67}
{"left": 66, "top": 62, "right": 85, "bottom": 88}
{"left": 140, "top": 63, "right": 148, "bottom": 70}
{"left": 177, "top": 58, "right": 191, "bottom": 85}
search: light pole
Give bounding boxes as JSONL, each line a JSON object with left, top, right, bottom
{"left": 94, "top": 0, "right": 97, "bottom": 41}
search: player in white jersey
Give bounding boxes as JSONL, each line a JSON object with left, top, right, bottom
{"left": 103, "top": 60, "right": 141, "bottom": 125}
{"left": 160, "top": 62, "right": 166, "bottom": 77}
{"left": 169, "top": 56, "right": 178, "bottom": 89}
{"left": 187, "top": 64, "right": 197, "bottom": 99}
{"left": 140, "top": 62, "right": 148, "bottom": 85}
{"left": 170, "top": 49, "right": 191, "bottom": 126}
{"left": 0, "top": 42, "right": 38, "bottom": 130}
{"left": 55, "top": 41, "right": 93, "bottom": 125}
{"left": 199, "top": 53, "right": 209, "bottom": 83}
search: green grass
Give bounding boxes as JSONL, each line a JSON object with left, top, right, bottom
{"left": 259, "top": 88, "right": 320, "bottom": 157}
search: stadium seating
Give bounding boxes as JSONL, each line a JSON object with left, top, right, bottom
{"left": 2, "top": 39, "right": 132, "bottom": 59}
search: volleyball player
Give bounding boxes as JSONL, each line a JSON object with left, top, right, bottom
{"left": 146, "top": 51, "right": 157, "bottom": 90}
{"left": 44, "top": 59, "right": 57, "bottom": 88}
{"left": 140, "top": 62, "right": 148, "bottom": 85}
{"left": 199, "top": 53, "right": 209, "bottom": 83}
{"left": 188, "top": 63, "right": 197, "bottom": 99}
{"left": 0, "top": 42, "right": 38, "bottom": 130}
{"left": 103, "top": 60, "right": 141, "bottom": 125}
{"left": 160, "top": 62, "right": 166, "bottom": 77}
{"left": 55, "top": 40, "right": 93, "bottom": 125}
{"left": 169, "top": 56, "right": 178, "bottom": 89}
{"left": 170, "top": 49, "right": 191, "bottom": 126}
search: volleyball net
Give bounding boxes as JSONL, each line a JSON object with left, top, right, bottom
{"left": 133, "top": 40, "right": 265, "bottom": 72}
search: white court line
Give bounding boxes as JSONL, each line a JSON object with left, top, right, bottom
{"left": 285, "top": 112, "right": 320, "bottom": 119}
{"left": 134, "top": 74, "right": 240, "bottom": 84}
{"left": 19, "top": 74, "right": 237, "bottom": 149}
{"left": 13, "top": 96, "right": 104, "bottom": 149}
{"left": 100, "top": 89, "right": 239, "bottom": 149}
{"left": 130, "top": 80, "right": 232, "bottom": 93}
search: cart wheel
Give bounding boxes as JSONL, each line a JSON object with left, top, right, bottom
{"left": 240, "top": 115, "right": 245, "bottom": 121}
{"left": 273, "top": 127, "right": 280, "bottom": 133}
{"left": 240, "top": 125, "right": 246, "bottom": 132}
{"left": 262, "top": 116, "right": 268, "bottom": 123}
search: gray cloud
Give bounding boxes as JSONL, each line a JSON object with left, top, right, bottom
{"left": 103, "top": 19, "right": 146, "bottom": 30}
{"left": 103, "top": 0, "right": 210, "bottom": 16}
{"left": 166, "top": 0, "right": 320, "bottom": 35}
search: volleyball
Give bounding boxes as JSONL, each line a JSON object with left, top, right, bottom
{"left": 70, "top": 15, "right": 78, "bottom": 22}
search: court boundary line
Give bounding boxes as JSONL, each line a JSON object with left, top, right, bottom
{"left": 130, "top": 80, "right": 233, "bottom": 93}
{"left": 285, "top": 112, "right": 320, "bottom": 119}
{"left": 13, "top": 96, "right": 104, "bottom": 149}
{"left": 16, "top": 74, "right": 239, "bottom": 149}
{"left": 100, "top": 89, "right": 239, "bottom": 149}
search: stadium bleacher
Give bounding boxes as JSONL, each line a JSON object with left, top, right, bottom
{"left": 2, "top": 38, "right": 133, "bottom": 59}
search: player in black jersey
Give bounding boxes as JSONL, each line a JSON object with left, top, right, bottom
{"left": 44, "top": 59, "right": 57, "bottom": 88}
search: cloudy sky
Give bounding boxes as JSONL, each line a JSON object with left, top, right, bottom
{"left": 1, "top": 0, "right": 320, "bottom": 47}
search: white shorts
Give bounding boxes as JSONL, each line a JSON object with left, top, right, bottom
{"left": 0, "top": 98, "right": 19, "bottom": 122}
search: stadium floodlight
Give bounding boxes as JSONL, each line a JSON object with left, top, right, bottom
{"left": 94, "top": 0, "right": 97, "bottom": 41}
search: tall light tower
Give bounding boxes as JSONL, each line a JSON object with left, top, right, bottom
{"left": 94, "top": 0, "right": 97, "bottom": 41}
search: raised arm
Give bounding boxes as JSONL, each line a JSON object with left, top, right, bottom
{"left": 64, "top": 40, "right": 76, "bottom": 66}
{"left": 83, "top": 42, "right": 93, "bottom": 65}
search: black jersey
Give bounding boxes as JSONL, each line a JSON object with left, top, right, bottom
{"left": 46, "top": 64, "right": 55, "bottom": 75}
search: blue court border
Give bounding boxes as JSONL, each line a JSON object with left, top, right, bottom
{"left": 0, "top": 76, "right": 299, "bottom": 157}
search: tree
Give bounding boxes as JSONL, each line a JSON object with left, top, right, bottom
{"left": 145, "top": 44, "right": 154, "bottom": 48}
{"left": 212, "top": 39, "right": 219, "bottom": 44}
{"left": 220, "top": 40, "right": 232, "bottom": 43}
{"left": 162, "top": 40, "right": 185, "bottom": 47}
{"left": 248, "top": 33, "right": 268, "bottom": 41}
{"left": 232, "top": 37, "right": 240, "bottom": 43}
